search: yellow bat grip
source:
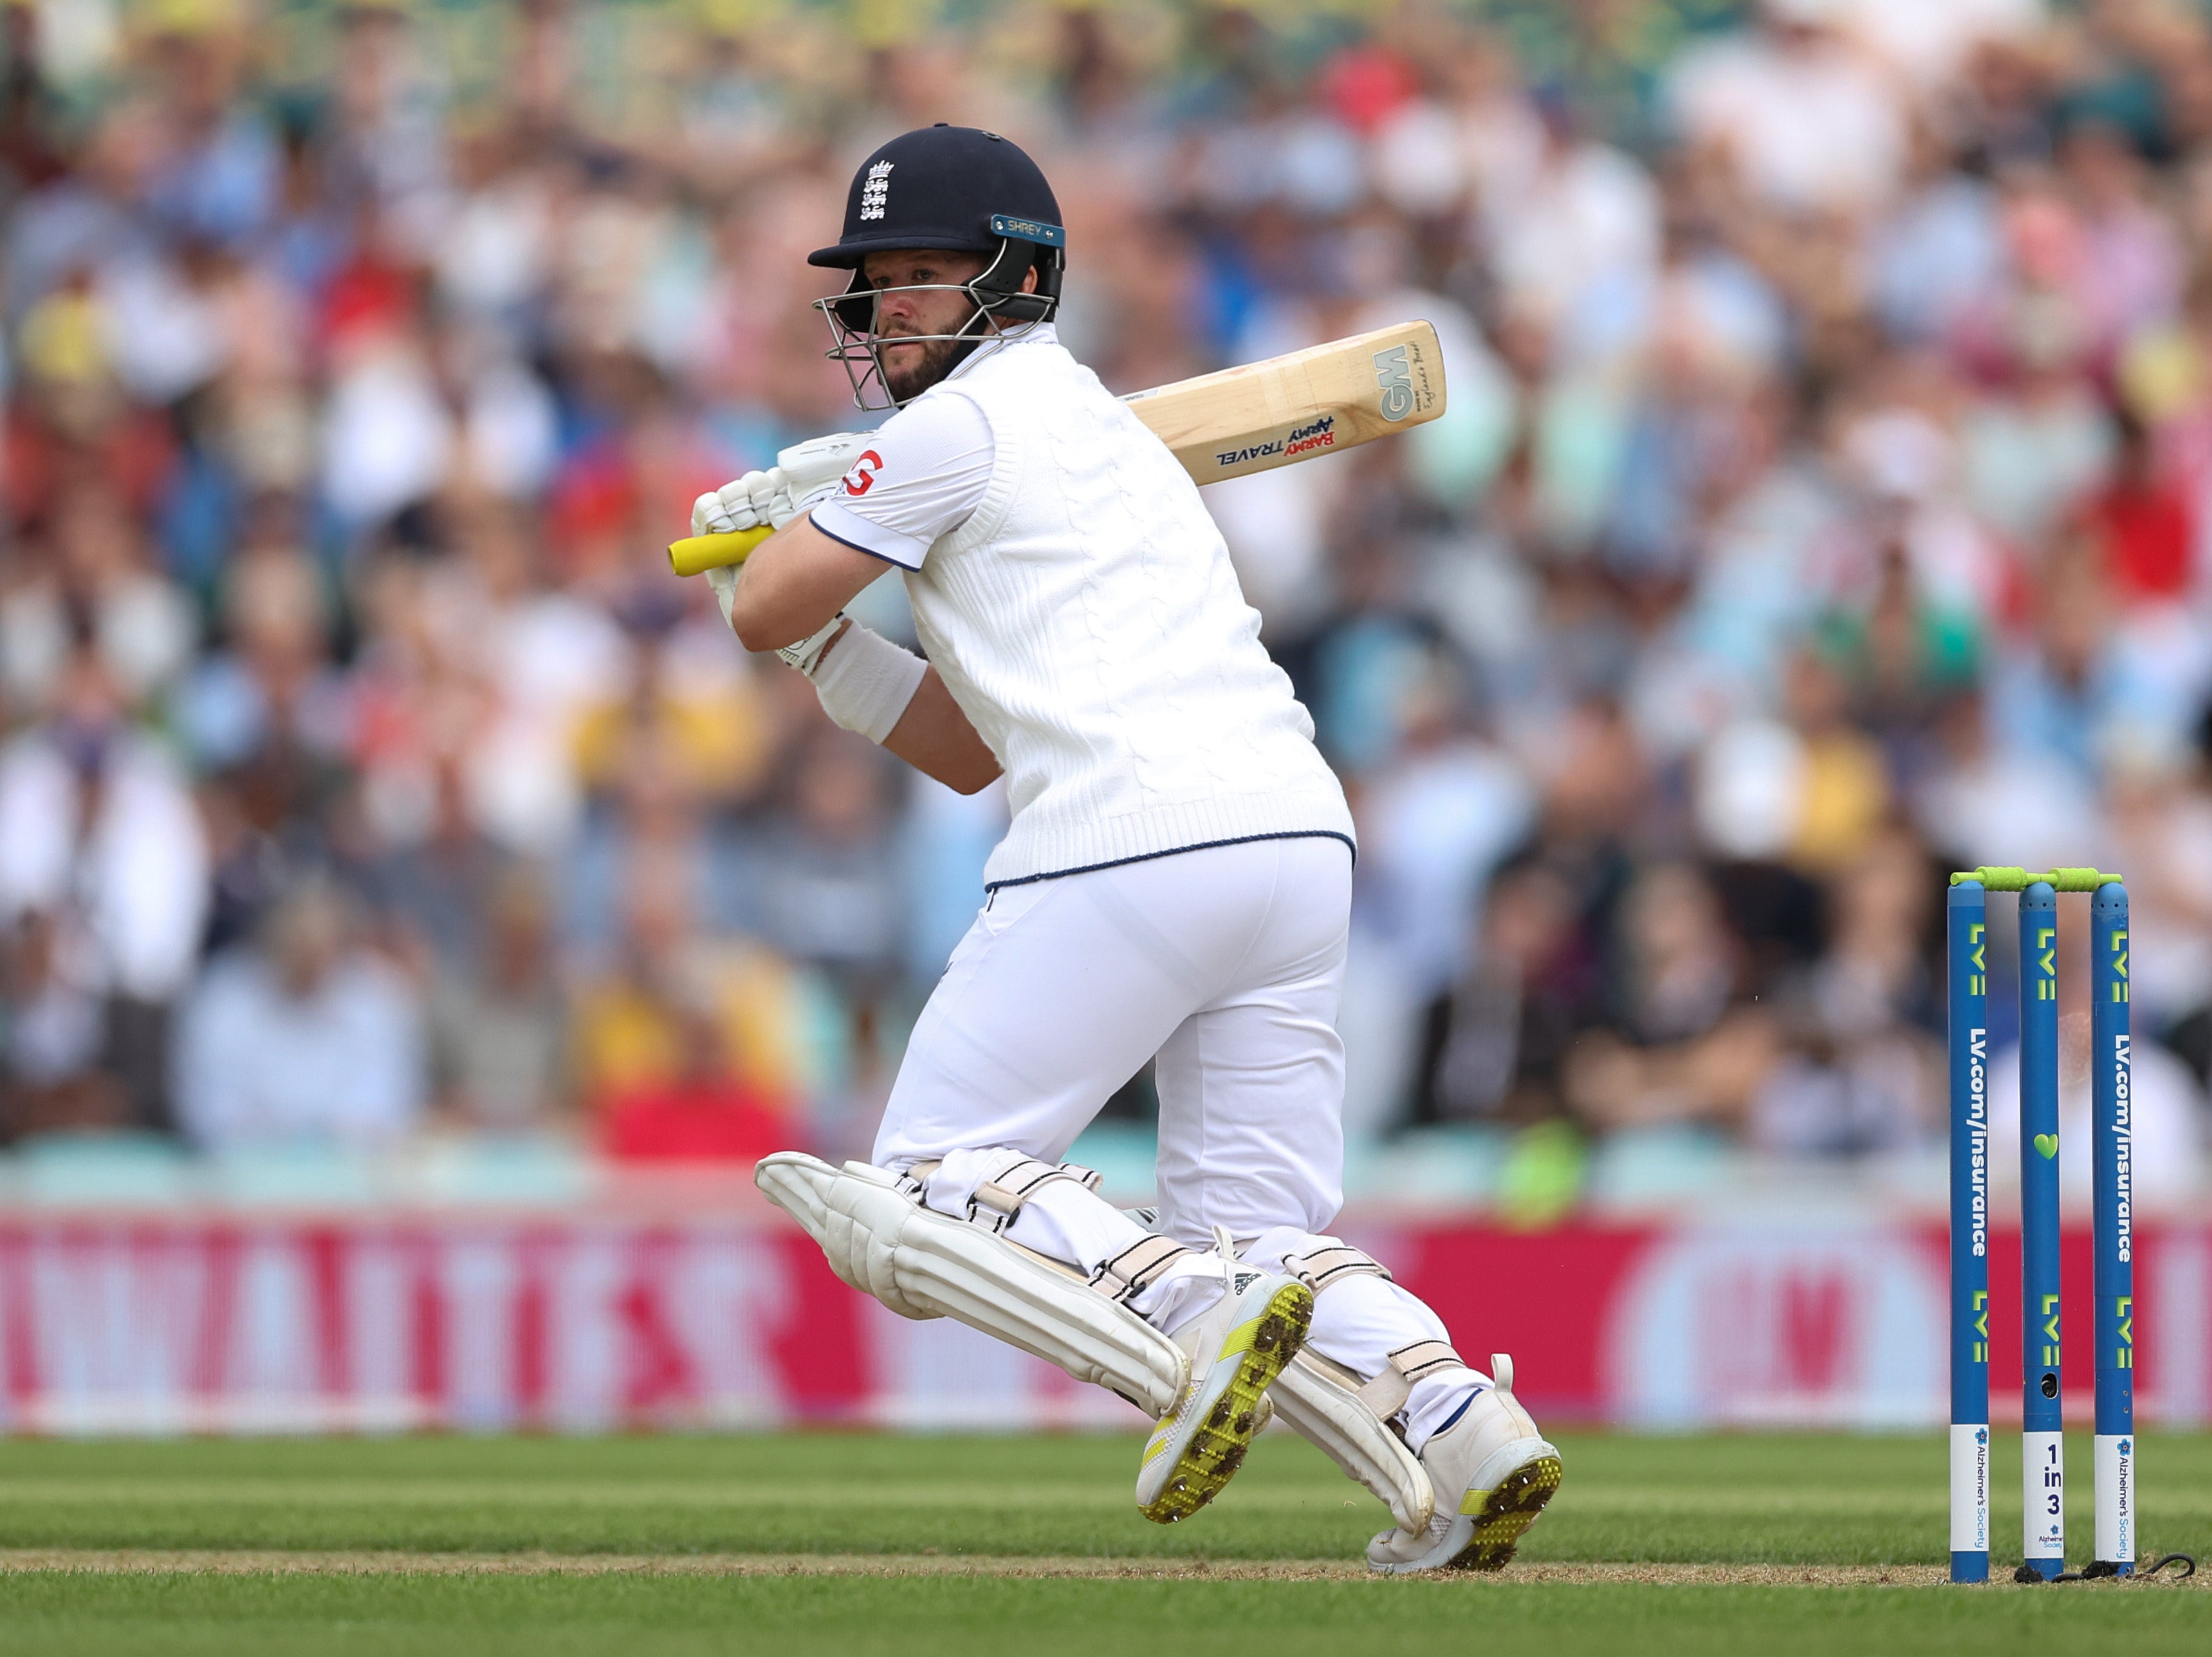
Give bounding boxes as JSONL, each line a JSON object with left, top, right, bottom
{"left": 668, "top": 525, "right": 774, "bottom": 577}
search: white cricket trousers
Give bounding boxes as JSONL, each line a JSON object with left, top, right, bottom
{"left": 874, "top": 835, "right": 1479, "bottom": 1447}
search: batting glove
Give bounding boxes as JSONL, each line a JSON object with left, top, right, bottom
{"left": 705, "top": 563, "right": 742, "bottom": 628}
{"left": 690, "top": 468, "right": 784, "bottom": 538}
{"left": 777, "top": 432, "right": 873, "bottom": 489}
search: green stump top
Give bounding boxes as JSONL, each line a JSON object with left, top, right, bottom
{"left": 1948, "top": 866, "right": 2123, "bottom": 892}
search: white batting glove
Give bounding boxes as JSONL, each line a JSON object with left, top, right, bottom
{"left": 690, "top": 434, "right": 870, "bottom": 538}
{"left": 705, "top": 563, "right": 741, "bottom": 628}
{"left": 777, "top": 477, "right": 847, "bottom": 529}
{"left": 777, "top": 432, "right": 872, "bottom": 490}
{"left": 690, "top": 468, "right": 782, "bottom": 538}
{"left": 689, "top": 486, "right": 747, "bottom": 538}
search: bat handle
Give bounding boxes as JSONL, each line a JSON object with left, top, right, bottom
{"left": 668, "top": 526, "right": 774, "bottom": 577}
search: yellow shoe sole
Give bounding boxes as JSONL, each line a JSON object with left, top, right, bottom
{"left": 1138, "top": 1282, "right": 1312, "bottom": 1525}
{"left": 1448, "top": 1452, "right": 1563, "bottom": 1571}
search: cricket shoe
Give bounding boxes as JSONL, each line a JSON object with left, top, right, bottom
{"left": 1135, "top": 1232, "right": 1312, "bottom": 1524}
{"left": 1367, "top": 1354, "right": 1562, "bottom": 1573}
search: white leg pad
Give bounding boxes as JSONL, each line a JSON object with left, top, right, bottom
{"left": 1269, "top": 1347, "right": 1437, "bottom": 1535}
{"left": 757, "top": 1151, "right": 1190, "bottom": 1418}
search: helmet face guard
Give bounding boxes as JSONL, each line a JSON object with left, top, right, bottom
{"left": 813, "top": 221, "right": 1065, "bottom": 410}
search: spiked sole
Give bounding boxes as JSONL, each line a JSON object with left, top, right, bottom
{"left": 1446, "top": 1451, "right": 1563, "bottom": 1570}
{"left": 1138, "top": 1283, "right": 1312, "bottom": 1525}
{"left": 1368, "top": 1443, "right": 1563, "bottom": 1575}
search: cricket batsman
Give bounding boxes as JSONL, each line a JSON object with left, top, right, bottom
{"left": 695, "top": 125, "right": 1560, "bottom": 1570}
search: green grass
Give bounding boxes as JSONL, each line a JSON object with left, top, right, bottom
{"left": 2, "top": 1573, "right": 2209, "bottom": 1657}
{"left": 0, "top": 1431, "right": 2204, "bottom": 1654}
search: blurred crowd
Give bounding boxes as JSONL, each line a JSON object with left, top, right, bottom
{"left": 5, "top": 0, "right": 2212, "bottom": 1202}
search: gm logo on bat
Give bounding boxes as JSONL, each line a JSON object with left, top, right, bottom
{"left": 1374, "top": 343, "right": 1416, "bottom": 420}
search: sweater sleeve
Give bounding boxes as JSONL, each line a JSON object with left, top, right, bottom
{"left": 808, "top": 390, "right": 995, "bottom": 570}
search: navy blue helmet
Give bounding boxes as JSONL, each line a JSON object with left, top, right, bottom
{"left": 809, "top": 125, "right": 1066, "bottom": 407}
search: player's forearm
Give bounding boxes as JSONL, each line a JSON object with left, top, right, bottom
{"left": 724, "top": 515, "right": 879, "bottom": 653}
{"left": 786, "top": 621, "right": 997, "bottom": 794}
{"left": 882, "top": 668, "right": 1003, "bottom": 795}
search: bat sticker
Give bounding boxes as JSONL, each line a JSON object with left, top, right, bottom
{"left": 1373, "top": 344, "right": 1415, "bottom": 421}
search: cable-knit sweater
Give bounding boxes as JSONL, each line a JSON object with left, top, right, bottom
{"left": 908, "top": 335, "right": 1354, "bottom": 888}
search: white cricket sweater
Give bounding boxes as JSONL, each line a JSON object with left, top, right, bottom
{"left": 907, "top": 336, "right": 1354, "bottom": 888}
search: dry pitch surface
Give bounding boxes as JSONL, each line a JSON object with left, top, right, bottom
{"left": 0, "top": 1431, "right": 2203, "bottom": 1654}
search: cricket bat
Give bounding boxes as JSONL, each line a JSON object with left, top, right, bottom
{"left": 667, "top": 319, "right": 1444, "bottom": 576}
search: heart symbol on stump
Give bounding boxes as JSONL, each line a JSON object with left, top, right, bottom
{"left": 2034, "top": 1133, "right": 2059, "bottom": 1160}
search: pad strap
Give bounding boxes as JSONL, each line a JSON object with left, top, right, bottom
{"left": 1283, "top": 1243, "right": 1392, "bottom": 1291}
{"left": 970, "top": 1158, "right": 1102, "bottom": 1231}
{"left": 1355, "top": 1339, "right": 1467, "bottom": 1421}
{"left": 1091, "top": 1234, "right": 1193, "bottom": 1305}
{"left": 755, "top": 1151, "right": 1191, "bottom": 1420}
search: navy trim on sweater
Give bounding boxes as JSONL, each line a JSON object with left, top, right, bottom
{"left": 982, "top": 829, "right": 1357, "bottom": 892}
{"left": 807, "top": 511, "right": 925, "bottom": 571}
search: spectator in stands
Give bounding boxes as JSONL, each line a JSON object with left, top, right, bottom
{"left": 1355, "top": 650, "right": 1537, "bottom": 1031}
{"left": 1750, "top": 826, "right": 1945, "bottom": 1156}
{"left": 598, "top": 993, "right": 788, "bottom": 1164}
{"left": 0, "top": 484, "right": 195, "bottom": 717}
{"left": 569, "top": 861, "right": 807, "bottom": 1138}
{"left": 375, "top": 753, "right": 509, "bottom": 980}
{"left": 0, "top": 646, "right": 207, "bottom": 1130}
{"left": 1566, "top": 862, "right": 1781, "bottom": 1135}
{"left": 1411, "top": 856, "right": 1602, "bottom": 1130}
{"left": 748, "top": 731, "right": 906, "bottom": 998}
{"left": 560, "top": 686, "right": 753, "bottom": 966}
{"left": 2078, "top": 408, "right": 2197, "bottom": 608}
{"left": 174, "top": 877, "right": 424, "bottom": 1151}
{"left": 0, "top": 909, "right": 126, "bottom": 1141}
{"left": 1666, "top": 0, "right": 1909, "bottom": 217}
{"left": 428, "top": 863, "right": 569, "bottom": 1135}
{"left": 2, "top": 0, "right": 2211, "bottom": 1196}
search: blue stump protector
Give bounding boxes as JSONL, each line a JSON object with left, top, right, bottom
{"left": 1947, "top": 879, "right": 1991, "bottom": 1584}
{"left": 1946, "top": 870, "right": 2197, "bottom": 1584}
{"left": 2091, "top": 883, "right": 2134, "bottom": 1576}
{"left": 2018, "top": 881, "right": 2065, "bottom": 1581}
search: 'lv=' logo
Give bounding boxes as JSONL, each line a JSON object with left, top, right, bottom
{"left": 2112, "top": 930, "right": 2130, "bottom": 1003}
{"left": 2036, "top": 928, "right": 2056, "bottom": 1000}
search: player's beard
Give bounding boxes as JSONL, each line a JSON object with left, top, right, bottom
{"left": 878, "top": 326, "right": 973, "bottom": 403}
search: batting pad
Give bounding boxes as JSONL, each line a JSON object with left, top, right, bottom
{"left": 755, "top": 1152, "right": 1190, "bottom": 1419}
{"left": 1269, "top": 1349, "right": 1437, "bottom": 1535}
